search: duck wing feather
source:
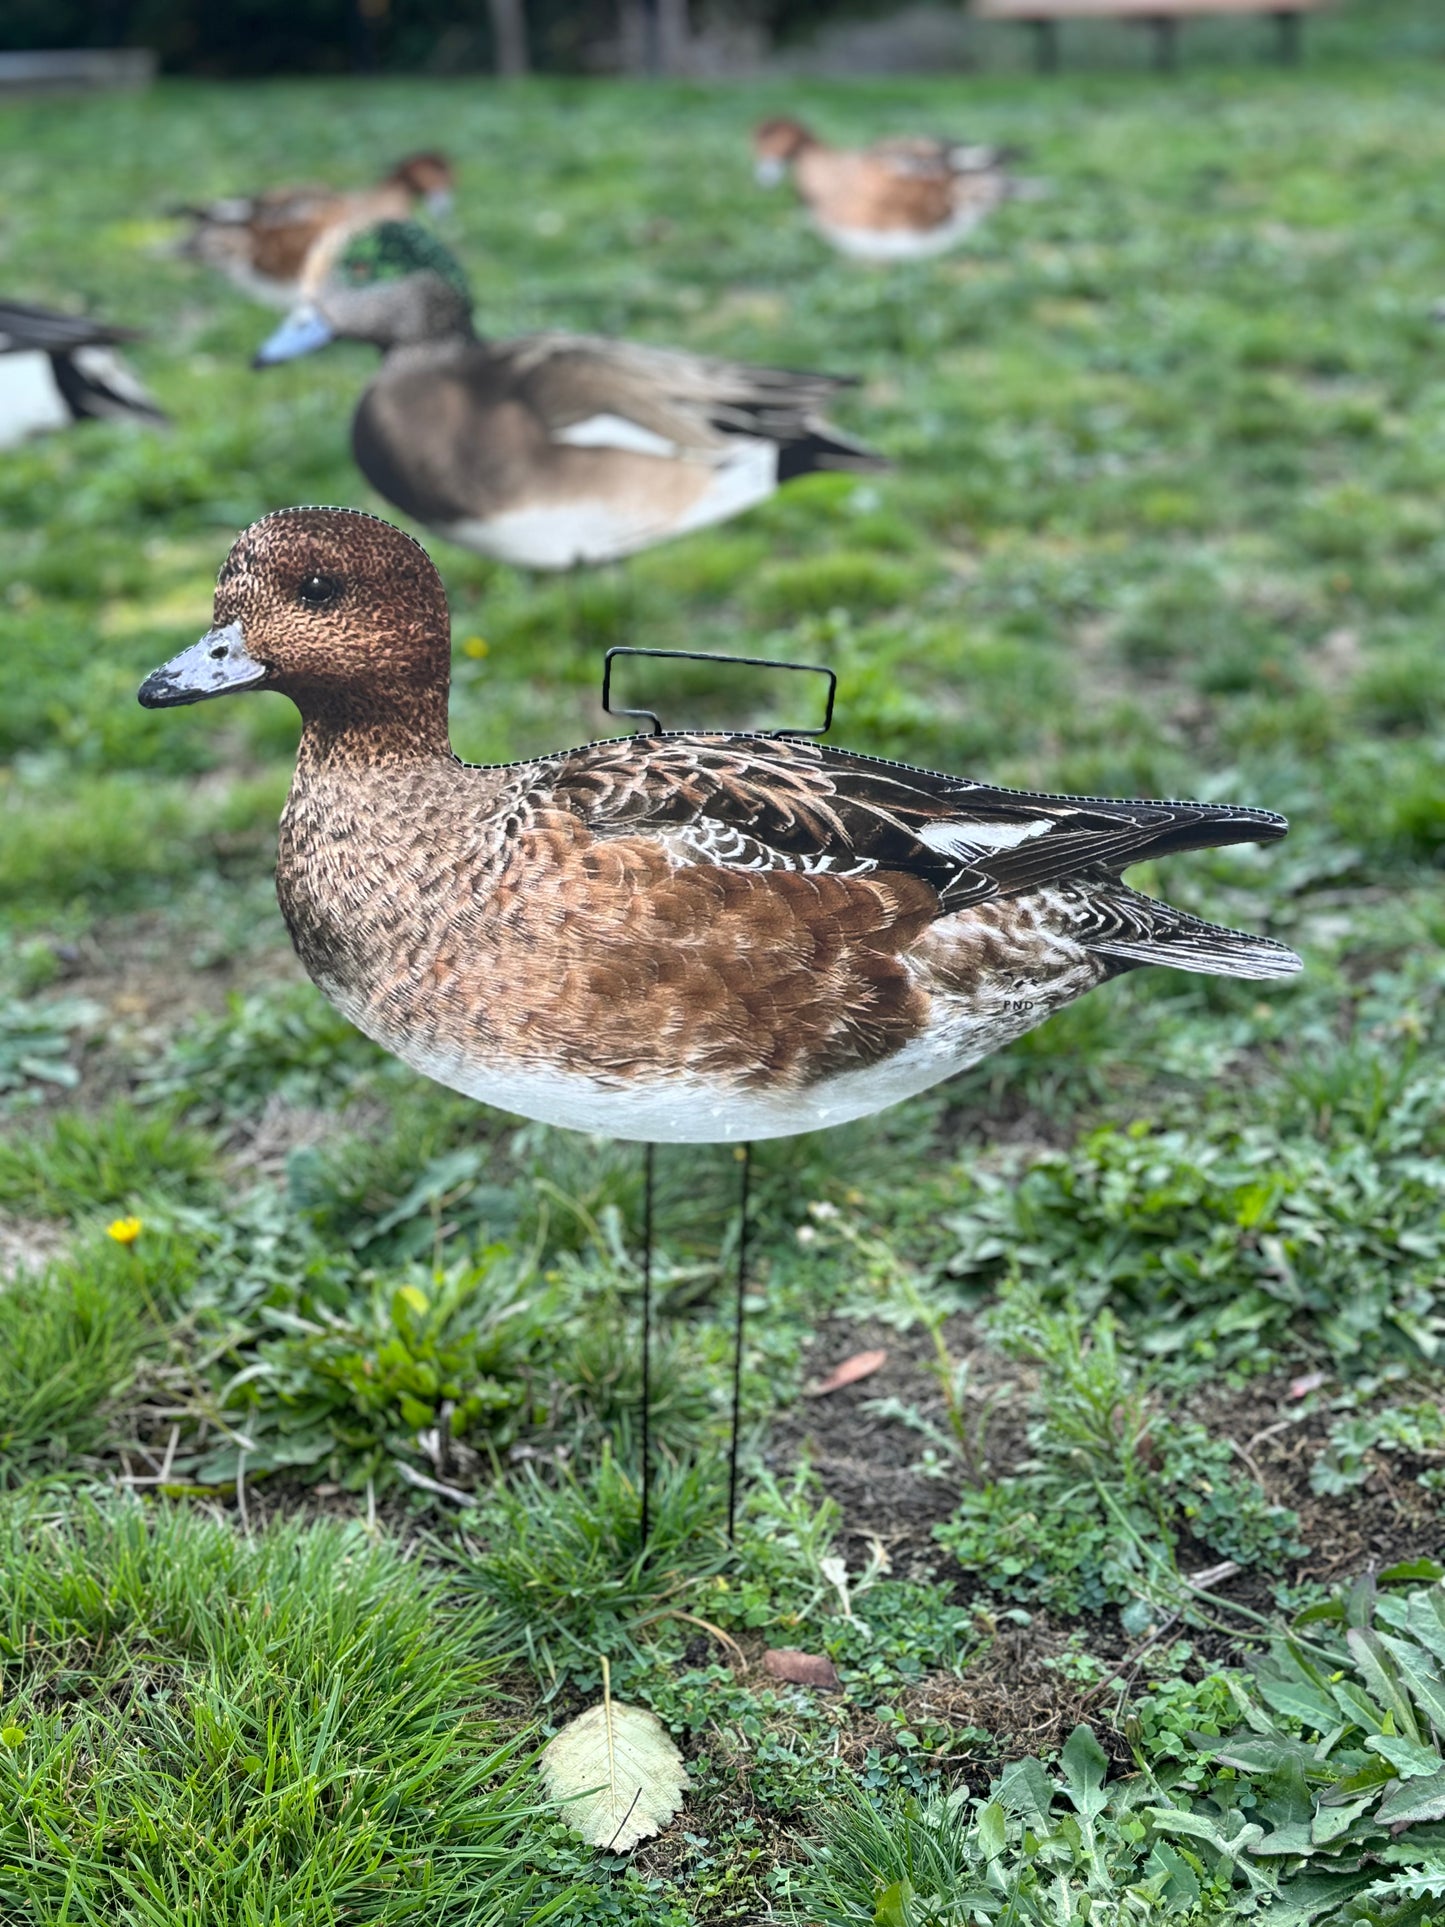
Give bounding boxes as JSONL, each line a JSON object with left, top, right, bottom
{"left": 543, "top": 734, "right": 1290, "bottom": 913}
{"left": 496, "top": 333, "right": 879, "bottom": 464}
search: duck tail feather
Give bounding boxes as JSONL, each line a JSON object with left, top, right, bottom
{"left": 1091, "top": 892, "right": 1301, "bottom": 982}
{"left": 1131, "top": 802, "right": 1290, "bottom": 860}
{"left": 775, "top": 426, "right": 891, "bottom": 481}
{"left": 51, "top": 350, "right": 168, "bottom": 429}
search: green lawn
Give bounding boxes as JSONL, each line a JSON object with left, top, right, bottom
{"left": 2, "top": 19, "right": 1445, "bottom": 1922}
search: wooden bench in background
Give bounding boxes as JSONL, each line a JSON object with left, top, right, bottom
{"left": 973, "top": 0, "right": 1324, "bottom": 72}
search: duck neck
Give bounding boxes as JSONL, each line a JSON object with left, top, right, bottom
{"left": 293, "top": 683, "right": 454, "bottom": 773}
{"left": 382, "top": 320, "right": 479, "bottom": 373}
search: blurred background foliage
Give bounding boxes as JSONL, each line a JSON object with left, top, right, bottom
{"left": 1, "top": 0, "right": 1440, "bottom": 76}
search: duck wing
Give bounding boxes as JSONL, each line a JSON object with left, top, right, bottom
{"left": 498, "top": 333, "right": 886, "bottom": 473}
{"left": 172, "top": 184, "right": 334, "bottom": 228}
{"left": 871, "top": 137, "right": 1017, "bottom": 178}
{"left": 542, "top": 733, "right": 1300, "bottom": 979}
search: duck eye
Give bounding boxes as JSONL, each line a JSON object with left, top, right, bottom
{"left": 297, "top": 573, "right": 341, "bottom": 608}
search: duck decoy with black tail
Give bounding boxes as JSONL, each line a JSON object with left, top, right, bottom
{"left": 0, "top": 300, "right": 167, "bottom": 447}
{"left": 138, "top": 506, "right": 1303, "bottom": 1144}
{"left": 252, "top": 221, "right": 887, "bottom": 570}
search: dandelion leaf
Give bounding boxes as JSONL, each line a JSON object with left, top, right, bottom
{"left": 541, "top": 1697, "right": 689, "bottom": 1853}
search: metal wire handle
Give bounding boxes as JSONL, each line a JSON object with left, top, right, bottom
{"left": 601, "top": 645, "right": 837, "bottom": 739}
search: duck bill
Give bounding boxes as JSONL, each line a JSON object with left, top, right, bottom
{"left": 137, "top": 622, "right": 268, "bottom": 709}
{"left": 253, "top": 304, "right": 335, "bottom": 368}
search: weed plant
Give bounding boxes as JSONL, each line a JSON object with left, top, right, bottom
{"left": 937, "top": 1291, "right": 1302, "bottom": 1617}
{"left": 789, "top": 1723, "right": 1246, "bottom": 1924}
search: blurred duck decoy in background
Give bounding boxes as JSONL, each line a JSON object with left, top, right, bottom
{"left": 253, "top": 221, "right": 887, "bottom": 570}
{"left": 173, "top": 153, "right": 454, "bottom": 307}
{"left": 0, "top": 300, "right": 167, "bottom": 447}
{"left": 137, "top": 506, "right": 1302, "bottom": 1143}
{"left": 753, "top": 117, "right": 1023, "bottom": 262}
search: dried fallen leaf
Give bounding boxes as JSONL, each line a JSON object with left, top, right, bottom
{"left": 540, "top": 1660, "right": 689, "bottom": 1853}
{"left": 805, "top": 1348, "right": 887, "bottom": 1397}
{"left": 762, "top": 1648, "right": 842, "bottom": 1691}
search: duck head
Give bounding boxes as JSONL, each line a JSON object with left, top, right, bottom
{"left": 753, "top": 117, "right": 813, "bottom": 187}
{"left": 138, "top": 506, "right": 452, "bottom": 738}
{"left": 253, "top": 220, "right": 473, "bottom": 365}
{"left": 385, "top": 150, "right": 456, "bottom": 219}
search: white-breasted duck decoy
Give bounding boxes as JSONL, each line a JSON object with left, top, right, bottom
{"left": 753, "top": 117, "right": 1021, "bottom": 263}
{"left": 0, "top": 300, "right": 167, "bottom": 448}
{"left": 173, "top": 153, "right": 454, "bottom": 308}
{"left": 138, "top": 507, "right": 1302, "bottom": 1144}
{"left": 252, "top": 220, "right": 887, "bottom": 571}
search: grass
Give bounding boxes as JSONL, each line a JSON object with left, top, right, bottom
{"left": 1, "top": 10, "right": 1444, "bottom": 1919}
{"left": 0, "top": 1500, "right": 550, "bottom": 1926}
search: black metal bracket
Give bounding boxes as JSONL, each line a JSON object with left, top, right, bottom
{"left": 601, "top": 646, "right": 837, "bottom": 739}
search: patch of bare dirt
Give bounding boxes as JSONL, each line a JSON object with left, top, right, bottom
{"left": 844, "top": 1618, "right": 1136, "bottom": 1786}
{"left": 0, "top": 1210, "right": 68, "bottom": 1281}
{"left": 1187, "top": 1374, "right": 1445, "bottom": 1588}
{"left": 228, "top": 1093, "right": 390, "bottom": 1176}
{"left": 774, "top": 1315, "right": 1445, "bottom": 1608}
{"left": 771, "top": 1312, "right": 1034, "bottom": 1577}
{"left": 32, "top": 909, "right": 301, "bottom": 1108}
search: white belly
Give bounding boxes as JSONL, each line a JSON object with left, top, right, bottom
{"left": 813, "top": 202, "right": 993, "bottom": 263}
{"left": 437, "top": 439, "right": 778, "bottom": 570}
{"left": 324, "top": 981, "right": 1052, "bottom": 1143}
{"left": 0, "top": 352, "right": 69, "bottom": 446}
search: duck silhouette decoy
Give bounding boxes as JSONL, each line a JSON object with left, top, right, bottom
{"left": 753, "top": 118, "right": 1022, "bottom": 262}
{"left": 252, "top": 221, "right": 887, "bottom": 570}
{"left": 0, "top": 300, "right": 167, "bottom": 448}
{"left": 138, "top": 507, "right": 1302, "bottom": 1144}
{"left": 174, "top": 153, "right": 454, "bottom": 308}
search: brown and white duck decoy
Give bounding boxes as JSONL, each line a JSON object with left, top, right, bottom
{"left": 753, "top": 117, "right": 1020, "bottom": 262}
{"left": 138, "top": 507, "right": 1302, "bottom": 1144}
{"left": 252, "top": 221, "right": 886, "bottom": 570}
{"left": 173, "top": 153, "right": 454, "bottom": 308}
{"left": 0, "top": 300, "right": 167, "bottom": 448}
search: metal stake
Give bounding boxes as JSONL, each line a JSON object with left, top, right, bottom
{"left": 727, "top": 1143, "right": 752, "bottom": 1543}
{"left": 639, "top": 1140, "right": 655, "bottom": 1549}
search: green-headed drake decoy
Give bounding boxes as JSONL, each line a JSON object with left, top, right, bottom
{"left": 138, "top": 506, "right": 1302, "bottom": 1144}
{"left": 252, "top": 221, "right": 887, "bottom": 570}
{"left": 753, "top": 117, "right": 1021, "bottom": 263}
{"left": 0, "top": 300, "right": 167, "bottom": 447}
{"left": 174, "top": 153, "right": 454, "bottom": 308}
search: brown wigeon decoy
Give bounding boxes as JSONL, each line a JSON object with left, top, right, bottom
{"left": 173, "top": 153, "right": 454, "bottom": 308}
{"left": 251, "top": 220, "right": 887, "bottom": 571}
{"left": 753, "top": 117, "right": 1021, "bottom": 262}
{"left": 138, "top": 507, "right": 1302, "bottom": 1144}
{"left": 0, "top": 300, "right": 167, "bottom": 447}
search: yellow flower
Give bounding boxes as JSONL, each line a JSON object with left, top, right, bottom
{"left": 463, "top": 636, "right": 489, "bottom": 659}
{"left": 107, "top": 1216, "right": 143, "bottom": 1245}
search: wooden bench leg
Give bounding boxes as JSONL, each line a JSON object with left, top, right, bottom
{"left": 1274, "top": 10, "right": 1302, "bottom": 63}
{"left": 1149, "top": 14, "right": 1178, "bottom": 71}
{"left": 1029, "top": 17, "right": 1060, "bottom": 73}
